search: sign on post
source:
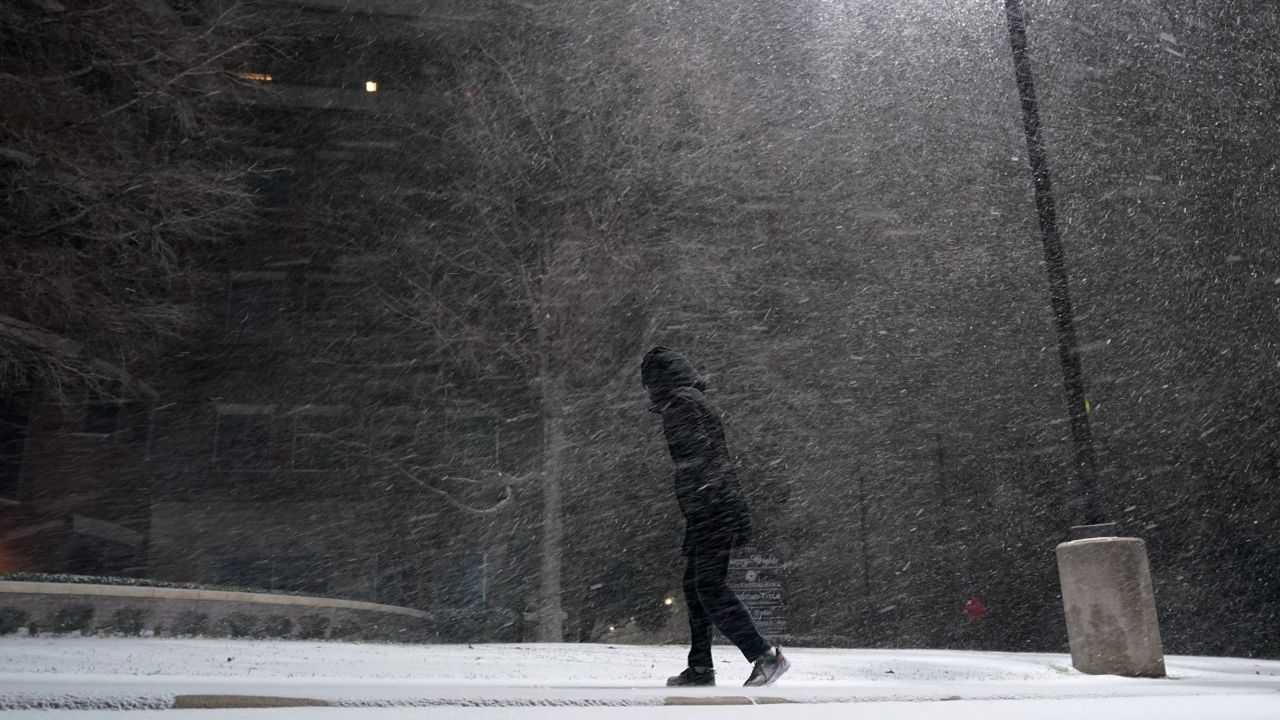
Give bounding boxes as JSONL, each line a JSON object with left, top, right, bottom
{"left": 728, "top": 548, "right": 786, "bottom": 636}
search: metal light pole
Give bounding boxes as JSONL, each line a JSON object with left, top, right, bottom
{"left": 858, "top": 476, "right": 870, "bottom": 594}
{"left": 1002, "top": 4, "right": 1162, "bottom": 679}
{"left": 1003, "top": 0, "right": 1109, "bottom": 533}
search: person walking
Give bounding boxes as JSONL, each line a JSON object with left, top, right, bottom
{"left": 640, "top": 346, "right": 789, "bottom": 688}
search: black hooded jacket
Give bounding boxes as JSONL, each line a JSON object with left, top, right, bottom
{"left": 642, "top": 347, "right": 753, "bottom": 554}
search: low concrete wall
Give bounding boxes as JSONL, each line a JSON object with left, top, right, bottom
{"left": 0, "top": 581, "right": 431, "bottom": 617}
{"left": 0, "top": 581, "right": 512, "bottom": 642}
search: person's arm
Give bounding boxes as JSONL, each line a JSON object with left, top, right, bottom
{"left": 664, "top": 390, "right": 707, "bottom": 457}
{"left": 666, "top": 390, "right": 727, "bottom": 492}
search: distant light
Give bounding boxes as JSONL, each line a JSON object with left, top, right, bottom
{"left": 238, "top": 72, "right": 272, "bottom": 82}
{"left": 365, "top": 81, "right": 378, "bottom": 93}
{"left": 663, "top": 597, "right": 674, "bottom": 606}
{"left": 608, "top": 625, "right": 615, "bottom": 632}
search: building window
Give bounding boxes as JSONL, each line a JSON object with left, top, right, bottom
{"left": 226, "top": 272, "right": 288, "bottom": 332}
{"left": 143, "top": 402, "right": 172, "bottom": 462}
{"left": 0, "top": 394, "right": 31, "bottom": 502}
{"left": 214, "top": 555, "right": 272, "bottom": 591}
{"left": 214, "top": 553, "right": 331, "bottom": 595}
{"left": 273, "top": 553, "right": 332, "bottom": 595}
{"left": 374, "top": 554, "right": 419, "bottom": 607}
{"left": 291, "top": 406, "right": 348, "bottom": 472}
{"left": 369, "top": 409, "right": 433, "bottom": 471}
{"left": 79, "top": 389, "right": 150, "bottom": 440}
{"left": 83, "top": 399, "right": 121, "bottom": 435}
{"left": 80, "top": 382, "right": 126, "bottom": 435}
{"left": 363, "top": 365, "right": 441, "bottom": 408}
{"left": 246, "top": 168, "right": 293, "bottom": 208}
{"left": 68, "top": 515, "right": 144, "bottom": 576}
{"left": 441, "top": 552, "right": 486, "bottom": 608}
{"left": 303, "top": 275, "right": 358, "bottom": 331}
{"left": 134, "top": 403, "right": 156, "bottom": 451}
{"left": 446, "top": 416, "right": 498, "bottom": 470}
{"left": 214, "top": 404, "right": 274, "bottom": 471}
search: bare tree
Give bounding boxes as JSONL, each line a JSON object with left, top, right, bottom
{"left": 334, "top": 4, "right": 785, "bottom": 636}
{"left": 0, "top": 0, "right": 257, "bottom": 399}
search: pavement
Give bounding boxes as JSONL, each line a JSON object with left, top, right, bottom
{"left": 1, "top": 638, "right": 1278, "bottom": 718}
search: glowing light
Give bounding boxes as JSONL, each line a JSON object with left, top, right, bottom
{"left": 608, "top": 625, "right": 616, "bottom": 632}
{"left": 663, "top": 597, "right": 674, "bottom": 606}
{"left": 0, "top": 543, "right": 28, "bottom": 572}
{"left": 365, "top": 81, "right": 378, "bottom": 93}
{"left": 238, "top": 72, "right": 273, "bottom": 82}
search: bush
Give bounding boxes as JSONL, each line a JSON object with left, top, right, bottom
{"left": 172, "top": 610, "right": 210, "bottom": 636}
{"left": 391, "top": 624, "right": 434, "bottom": 643}
{"left": 331, "top": 622, "right": 373, "bottom": 641}
{"left": 51, "top": 605, "right": 94, "bottom": 634}
{"left": 257, "top": 615, "right": 292, "bottom": 639}
{"left": 0, "top": 608, "right": 28, "bottom": 635}
{"left": 433, "top": 608, "right": 520, "bottom": 643}
{"left": 108, "top": 608, "right": 147, "bottom": 636}
{"left": 221, "top": 612, "right": 257, "bottom": 638}
{"left": 297, "top": 614, "right": 330, "bottom": 640}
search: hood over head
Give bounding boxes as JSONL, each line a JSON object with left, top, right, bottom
{"left": 641, "top": 346, "right": 706, "bottom": 408}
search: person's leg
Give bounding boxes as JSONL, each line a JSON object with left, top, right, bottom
{"left": 683, "top": 550, "right": 715, "bottom": 668}
{"left": 692, "top": 544, "right": 772, "bottom": 663}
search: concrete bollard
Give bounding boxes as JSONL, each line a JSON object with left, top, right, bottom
{"left": 1056, "top": 537, "right": 1165, "bottom": 678}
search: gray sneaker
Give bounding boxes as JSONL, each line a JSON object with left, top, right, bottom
{"left": 744, "top": 647, "right": 789, "bottom": 687}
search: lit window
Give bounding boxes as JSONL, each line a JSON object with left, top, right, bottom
{"left": 365, "top": 81, "right": 378, "bottom": 93}
{"left": 238, "top": 72, "right": 273, "bottom": 82}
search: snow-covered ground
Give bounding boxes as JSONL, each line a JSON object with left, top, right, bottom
{"left": 1, "top": 637, "right": 1278, "bottom": 719}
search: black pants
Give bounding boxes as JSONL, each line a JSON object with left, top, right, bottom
{"left": 683, "top": 543, "right": 771, "bottom": 668}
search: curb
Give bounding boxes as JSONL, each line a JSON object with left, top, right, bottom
{"left": 664, "top": 696, "right": 796, "bottom": 705}
{"left": 8, "top": 693, "right": 807, "bottom": 711}
{"left": 173, "top": 695, "right": 332, "bottom": 709}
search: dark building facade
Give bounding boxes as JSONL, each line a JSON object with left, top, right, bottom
{"left": 0, "top": 0, "right": 542, "bottom": 636}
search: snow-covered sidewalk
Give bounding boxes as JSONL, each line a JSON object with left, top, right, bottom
{"left": 1, "top": 637, "right": 1278, "bottom": 718}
